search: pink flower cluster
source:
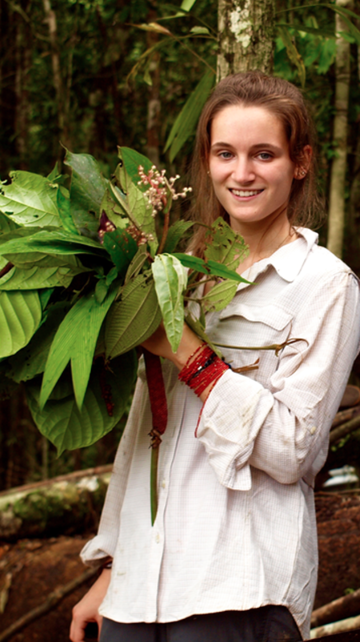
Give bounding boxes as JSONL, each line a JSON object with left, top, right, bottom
{"left": 138, "top": 165, "right": 192, "bottom": 217}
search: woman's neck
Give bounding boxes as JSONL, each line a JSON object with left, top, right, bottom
{"left": 235, "top": 209, "right": 297, "bottom": 274}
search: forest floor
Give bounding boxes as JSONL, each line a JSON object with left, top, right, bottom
{"left": 0, "top": 492, "right": 360, "bottom": 642}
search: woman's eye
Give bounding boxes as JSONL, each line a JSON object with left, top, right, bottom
{"left": 257, "top": 152, "right": 272, "bottom": 161}
{"left": 219, "top": 151, "right": 233, "bottom": 159}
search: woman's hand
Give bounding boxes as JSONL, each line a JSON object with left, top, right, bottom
{"left": 142, "top": 322, "right": 203, "bottom": 371}
{"left": 69, "top": 569, "right": 111, "bottom": 642}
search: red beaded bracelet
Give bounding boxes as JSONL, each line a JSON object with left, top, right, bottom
{"left": 178, "top": 344, "right": 230, "bottom": 398}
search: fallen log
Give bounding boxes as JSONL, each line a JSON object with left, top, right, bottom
{"left": 0, "top": 566, "right": 98, "bottom": 642}
{"left": 339, "top": 386, "right": 360, "bottom": 409}
{"left": 311, "top": 589, "right": 360, "bottom": 628}
{"left": 0, "top": 465, "right": 112, "bottom": 541}
{"left": 311, "top": 616, "right": 360, "bottom": 638}
{"left": 308, "top": 629, "right": 360, "bottom": 641}
{"left": 330, "top": 415, "right": 360, "bottom": 445}
{"left": 0, "top": 464, "right": 113, "bottom": 498}
{"left": 331, "top": 406, "right": 360, "bottom": 430}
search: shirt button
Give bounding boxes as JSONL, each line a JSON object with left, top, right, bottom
{"left": 161, "top": 479, "right": 166, "bottom": 489}
{"left": 155, "top": 532, "right": 161, "bottom": 543}
{"left": 310, "top": 426, "right": 316, "bottom": 435}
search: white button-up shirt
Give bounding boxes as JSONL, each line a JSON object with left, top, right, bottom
{"left": 81, "top": 229, "right": 360, "bottom": 639}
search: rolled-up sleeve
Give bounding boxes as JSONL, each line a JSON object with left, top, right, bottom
{"left": 196, "top": 270, "right": 360, "bottom": 490}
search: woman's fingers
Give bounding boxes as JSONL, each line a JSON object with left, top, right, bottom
{"left": 69, "top": 570, "right": 111, "bottom": 642}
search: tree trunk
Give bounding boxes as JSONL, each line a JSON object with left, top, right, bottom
{"left": 0, "top": 465, "right": 112, "bottom": 541}
{"left": 326, "top": 0, "right": 352, "bottom": 259}
{"left": 217, "top": 0, "right": 275, "bottom": 81}
{"left": 42, "top": 0, "right": 66, "bottom": 150}
{"left": 145, "top": 7, "right": 161, "bottom": 166}
{"left": 347, "top": 87, "right": 360, "bottom": 273}
{"left": 14, "top": 8, "right": 31, "bottom": 170}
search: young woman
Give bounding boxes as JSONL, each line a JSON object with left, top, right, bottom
{"left": 70, "top": 72, "right": 360, "bottom": 642}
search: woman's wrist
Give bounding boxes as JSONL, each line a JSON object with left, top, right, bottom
{"left": 101, "top": 557, "right": 113, "bottom": 571}
{"left": 178, "top": 340, "right": 230, "bottom": 402}
{"left": 171, "top": 324, "right": 203, "bottom": 370}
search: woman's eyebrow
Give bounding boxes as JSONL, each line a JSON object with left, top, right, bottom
{"left": 210, "top": 141, "right": 233, "bottom": 148}
{"left": 210, "top": 141, "right": 283, "bottom": 152}
{"left": 251, "top": 143, "right": 283, "bottom": 152}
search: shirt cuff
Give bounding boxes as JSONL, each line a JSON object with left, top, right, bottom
{"left": 80, "top": 534, "right": 116, "bottom": 567}
{"left": 196, "top": 369, "right": 273, "bottom": 490}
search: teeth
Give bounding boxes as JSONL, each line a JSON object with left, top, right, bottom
{"left": 231, "top": 189, "right": 261, "bottom": 197}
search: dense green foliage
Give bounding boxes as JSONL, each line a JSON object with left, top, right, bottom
{"left": 0, "top": 146, "right": 247, "bottom": 455}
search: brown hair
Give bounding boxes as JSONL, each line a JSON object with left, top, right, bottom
{"left": 188, "top": 71, "right": 324, "bottom": 258}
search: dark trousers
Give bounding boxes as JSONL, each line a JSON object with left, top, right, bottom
{"left": 99, "top": 606, "right": 302, "bottom": 642}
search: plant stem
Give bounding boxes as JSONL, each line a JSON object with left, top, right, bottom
{"left": 214, "top": 337, "right": 308, "bottom": 356}
{"left": 157, "top": 204, "right": 171, "bottom": 255}
{"left": 150, "top": 446, "right": 159, "bottom": 525}
{"left": 185, "top": 276, "right": 217, "bottom": 290}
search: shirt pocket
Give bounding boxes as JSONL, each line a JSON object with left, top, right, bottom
{"left": 211, "top": 302, "right": 294, "bottom": 380}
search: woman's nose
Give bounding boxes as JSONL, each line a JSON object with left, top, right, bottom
{"left": 232, "top": 158, "right": 255, "bottom": 183}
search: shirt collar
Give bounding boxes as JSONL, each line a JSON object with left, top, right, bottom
{"left": 241, "top": 228, "right": 319, "bottom": 285}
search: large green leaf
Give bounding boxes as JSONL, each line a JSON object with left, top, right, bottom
{"left": 114, "top": 152, "right": 158, "bottom": 253}
{"left": 40, "top": 286, "right": 118, "bottom": 410}
{"left": 204, "top": 218, "right": 248, "bottom": 270}
{"left": 202, "top": 280, "right": 238, "bottom": 313}
{"left": 164, "top": 69, "right": 215, "bottom": 161}
{"left": 39, "top": 288, "right": 54, "bottom": 310}
{"left": 1, "top": 250, "right": 86, "bottom": 269}
{"left": 64, "top": 149, "right": 108, "bottom": 236}
{"left": 105, "top": 271, "right": 161, "bottom": 358}
{"left": 0, "top": 228, "right": 105, "bottom": 258}
{"left": 0, "top": 212, "right": 20, "bottom": 234}
{"left": 0, "top": 265, "right": 74, "bottom": 290}
{"left": 100, "top": 187, "right": 129, "bottom": 229}
{"left": 120, "top": 147, "right": 153, "bottom": 188}
{"left": 162, "top": 220, "right": 194, "bottom": 253}
{"left": 26, "top": 351, "right": 138, "bottom": 454}
{"left": 47, "top": 162, "right": 60, "bottom": 181}
{"left": 180, "top": 0, "right": 198, "bottom": 10}
{"left": 102, "top": 228, "right": 138, "bottom": 276}
{"left": 70, "top": 287, "right": 119, "bottom": 409}
{"left": 57, "top": 185, "right": 79, "bottom": 235}
{"left": 173, "top": 253, "right": 250, "bottom": 283}
{"left": 152, "top": 254, "right": 187, "bottom": 352}
{"left": 0, "top": 290, "right": 42, "bottom": 358}
{"left": 124, "top": 246, "right": 149, "bottom": 284}
{"left": 6, "top": 303, "right": 69, "bottom": 383}
{"left": 0, "top": 171, "right": 61, "bottom": 227}
{"left": 0, "top": 255, "right": 89, "bottom": 290}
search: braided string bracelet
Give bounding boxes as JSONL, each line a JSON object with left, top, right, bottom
{"left": 178, "top": 343, "right": 230, "bottom": 398}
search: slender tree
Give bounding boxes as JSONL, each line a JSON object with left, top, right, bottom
{"left": 326, "top": 0, "right": 352, "bottom": 258}
{"left": 145, "top": 5, "right": 161, "bottom": 166}
{"left": 42, "top": 0, "right": 66, "bottom": 149}
{"left": 14, "top": 4, "right": 31, "bottom": 169}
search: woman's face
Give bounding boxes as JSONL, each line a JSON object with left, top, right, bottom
{"left": 208, "top": 104, "right": 298, "bottom": 235}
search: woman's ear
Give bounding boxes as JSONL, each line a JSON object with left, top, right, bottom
{"left": 294, "top": 145, "right": 312, "bottom": 180}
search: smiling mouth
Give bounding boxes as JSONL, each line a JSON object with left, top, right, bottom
{"left": 230, "top": 189, "right": 264, "bottom": 197}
